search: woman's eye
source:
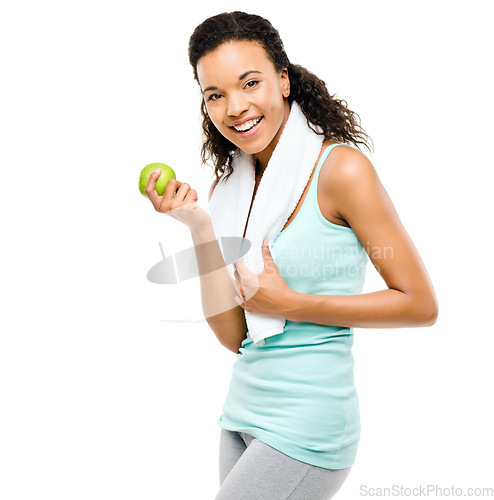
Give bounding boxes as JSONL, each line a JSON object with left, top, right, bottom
{"left": 208, "top": 93, "right": 222, "bottom": 101}
{"left": 207, "top": 82, "right": 258, "bottom": 101}
{"left": 245, "top": 80, "right": 259, "bottom": 89}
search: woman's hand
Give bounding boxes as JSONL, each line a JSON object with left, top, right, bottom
{"left": 233, "top": 239, "right": 291, "bottom": 317}
{"left": 145, "top": 169, "right": 211, "bottom": 234}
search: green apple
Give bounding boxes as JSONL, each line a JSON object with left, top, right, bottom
{"left": 139, "top": 163, "right": 176, "bottom": 198}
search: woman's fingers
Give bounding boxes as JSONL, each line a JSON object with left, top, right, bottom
{"left": 158, "top": 179, "right": 181, "bottom": 208}
{"left": 233, "top": 279, "right": 244, "bottom": 303}
{"left": 173, "top": 183, "right": 198, "bottom": 208}
{"left": 234, "top": 269, "right": 245, "bottom": 297}
{"left": 145, "top": 170, "right": 165, "bottom": 210}
{"left": 161, "top": 178, "right": 181, "bottom": 203}
{"left": 144, "top": 175, "right": 210, "bottom": 232}
{"left": 183, "top": 187, "right": 198, "bottom": 204}
{"left": 163, "top": 181, "right": 192, "bottom": 211}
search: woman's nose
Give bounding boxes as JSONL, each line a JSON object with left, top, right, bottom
{"left": 227, "top": 93, "right": 249, "bottom": 117}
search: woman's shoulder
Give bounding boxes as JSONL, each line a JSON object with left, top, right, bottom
{"left": 317, "top": 139, "right": 378, "bottom": 227}
{"left": 319, "top": 139, "right": 376, "bottom": 194}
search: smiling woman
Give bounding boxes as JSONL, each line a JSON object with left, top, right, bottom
{"left": 144, "top": 9, "right": 443, "bottom": 500}
{"left": 196, "top": 41, "right": 290, "bottom": 168}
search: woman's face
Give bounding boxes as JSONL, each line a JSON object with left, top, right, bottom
{"left": 197, "top": 40, "right": 290, "bottom": 161}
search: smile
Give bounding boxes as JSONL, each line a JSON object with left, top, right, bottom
{"left": 230, "top": 117, "right": 263, "bottom": 137}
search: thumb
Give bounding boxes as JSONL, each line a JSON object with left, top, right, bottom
{"left": 262, "top": 238, "right": 275, "bottom": 268}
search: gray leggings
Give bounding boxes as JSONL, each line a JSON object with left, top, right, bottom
{"left": 216, "top": 429, "right": 352, "bottom": 500}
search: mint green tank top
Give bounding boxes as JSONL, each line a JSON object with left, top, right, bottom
{"left": 217, "top": 143, "right": 369, "bottom": 469}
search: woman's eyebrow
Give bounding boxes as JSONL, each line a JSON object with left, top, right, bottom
{"left": 202, "top": 70, "right": 263, "bottom": 94}
{"left": 238, "top": 69, "right": 263, "bottom": 80}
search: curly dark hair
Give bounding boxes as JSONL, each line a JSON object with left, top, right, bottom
{"left": 188, "top": 11, "right": 373, "bottom": 184}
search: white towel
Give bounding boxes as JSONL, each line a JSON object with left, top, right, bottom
{"left": 208, "top": 101, "right": 324, "bottom": 345}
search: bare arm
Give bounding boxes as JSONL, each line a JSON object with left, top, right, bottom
{"left": 145, "top": 171, "right": 247, "bottom": 353}
{"left": 186, "top": 178, "right": 247, "bottom": 353}
{"left": 283, "top": 146, "right": 438, "bottom": 328}
{"left": 191, "top": 221, "right": 248, "bottom": 353}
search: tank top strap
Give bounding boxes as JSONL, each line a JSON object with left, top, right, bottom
{"left": 308, "top": 142, "right": 349, "bottom": 200}
{"left": 315, "top": 142, "right": 349, "bottom": 176}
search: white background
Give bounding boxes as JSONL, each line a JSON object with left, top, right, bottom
{"left": 1, "top": 1, "right": 493, "bottom": 499}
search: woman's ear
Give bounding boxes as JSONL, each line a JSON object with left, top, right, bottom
{"left": 280, "top": 68, "right": 290, "bottom": 97}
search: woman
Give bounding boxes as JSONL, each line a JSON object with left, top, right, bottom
{"left": 145, "top": 11, "right": 438, "bottom": 500}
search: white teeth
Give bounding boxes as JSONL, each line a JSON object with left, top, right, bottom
{"left": 233, "top": 117, "right": 262, "bottom": 132}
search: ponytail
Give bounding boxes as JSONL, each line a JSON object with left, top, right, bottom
{"left": 287, "top": 62, "right": 373, "bottom": 153}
